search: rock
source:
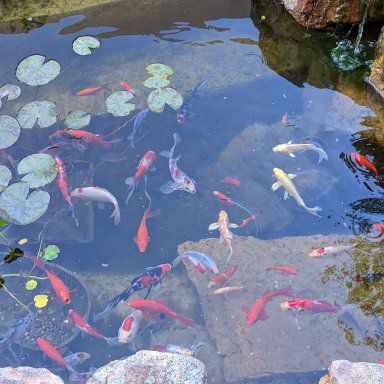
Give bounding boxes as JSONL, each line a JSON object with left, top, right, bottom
{"left": 0, "top": 366, "right": 64, "bottom": 384}
{"left": 319, "top": 360, "right": 384, "bottom": 384}
{"left": 370, "top": 26, "right": 384, "bottom": 99}
{"left": 86, "top": 350, "right": 207, "bottom": 384}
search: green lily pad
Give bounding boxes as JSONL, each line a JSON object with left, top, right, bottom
{"left": 17, "top": 101, "right": 57, "bottom": 129}
{"left": 17, "top": 153, "right": 57, "bottom": 188}
{"left": 16, "top": 55, "right": 60, "bottom": 86}
{"left": 143, "top": 76, "right": 170, "bottom": 89}
{"left": 106, "top": 91, "right": 136, "bottom": 117}
{"left": 0, "top": 182, "right": 50, "bottom": 225}
{"left": 0, "top": 165, "right": 12, "bottom": 192}
{"left": 65, "top": 110, "right": 91, "bottom": 129}
{"left": 147, "top": 87, "right": 183, "bottom": 113}
{"left": 0, "top": 219, "right": 7, "bottom": 228}
{"left": 43, "top": 244, "right": 60, "bottom": 261}
{"left": 73, "top": 36, "right": 100, "bottom": 56}
{"left": 0, "top": 84, "right": 21, "bottom": 108}
{"left": 26, "top": 279, "right": 38, "bottom": 290}
{"left": 0, "top": 115, "right": 20, "bottom": 150}
{"left": 146, "top": 63, "right": 173, "bottom": 77}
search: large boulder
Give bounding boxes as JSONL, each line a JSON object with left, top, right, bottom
{"left": 0, "top": 367, "right": 64, "bottom": 384}
{"left": 370, "top": 26, "right": 384, "bottom": 99}
{"left": 319, "top": 360, "right": 384, "bottom": 383}
{"left": 86, "top": 350, "right": 207, "bottom": 384}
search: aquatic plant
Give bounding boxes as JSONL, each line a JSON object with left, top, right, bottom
{"left": 65, "top": 110, "right": 91, "bottom": 129}
{"left": 0, "top": 85, "right": 21, "bottom": 108}
{"left": 17, "top": 101, "right": 57, "bottom": 129}
{"left": 106, "top": 91, "right": 136, "bottom": 117}
{"left": 72, "top": 36, "right": 100, "bottom": 56}
{"left": 0, "top": 116, "right": 20, "bottom": 150}
{"left": 331, "top": 40, "right": 370, "bottom": 71}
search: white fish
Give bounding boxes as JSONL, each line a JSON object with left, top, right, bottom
{"left": 273, "top": 141, "right": 328, "bottom": 163}
{"left": 118, "top": 309, "right": 143, "bottom": 347}
{"left": 64, "top": 352, "right": 90, "bottom": 367}
{"left": 71, "top": 186, "right": 121, "bottom": 225}
{"left": 309, "top": 244, "right": 355, "bottom": 257}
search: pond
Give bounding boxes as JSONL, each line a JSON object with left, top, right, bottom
{"left": 0, "top": 0, "right": 383, "bottom": 383}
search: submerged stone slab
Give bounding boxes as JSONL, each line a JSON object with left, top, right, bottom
{"left": 0, "top": 366, "right": 64, "bottom": 384}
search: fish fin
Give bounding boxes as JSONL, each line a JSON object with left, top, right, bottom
{"left": 241, "top": 305, "right": 250, "bottom": 315}
{"left": 105, "top": 337, "right": 121, "bottom": 347}
{"left": 133, "top": 236, "right": 138, "bottom": 244}
{"left": 271, "top": 181, "right": 281, "bottom": 191}
{"left": 160, "top": 180, "right": 178, "bottom": 194}
{"left": 284, "top": 191, "right": 289, "bottom": 200}
{"left": 97, "top": 201, "right": 105, "bottom": 210}
{"left": 288, "top": 174, "right": 297, "bottom": 179}
{"left": 160, "top": 150, "right": 171, "bottom": 158}
{"left": 128, "top": 342, "right": 137, "bottom": 353}
{"left": 173, "top": 132, "right": 181, "bottom": 145}
{"left": 306, "top": 206, "right": 322, "bottom": 217}
{"left": 111, "top": 207, "right": 121, "bottom": 226}
{"left": 260, "top": 310, "right": 269, "bottom": 321}
{"left": 316, "top": 148, "right": 328, "bottom": 163}
{"left": 125, "top": 177, "right": 135, "bottom": 204}
{"left": 175, "top": 314, "right": 195, "bottom": 328}
{"left": 208, "top": 223, "right": 219, "bottom": 231}
{"left": 148, "top": 209, "right": 160, "bottom": 219}
{"left": 288, "top": 153, "right": 295, "bottom": 158}
{"left": 229, "top": 223, "right": 238, "bottom": 228}
{"left": 288, "top": 140, "right": 292, "bottom": 144}
{"left": 225, "top": 247, "right": 233, "bottom": 265}
{"left": 172, "top": 255, "right": 185, "bottom": 267}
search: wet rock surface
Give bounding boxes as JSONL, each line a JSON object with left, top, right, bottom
{"left": 319, "top": 360, "right": 384, "bottom": 384}
{"left": 0, "top": 366, "right": 64, "bottom": 384}
{"left": 86, "top": 350, "right": 207, "bottom": 384}
{"left": 370, "top": 26, "right": 384, "bottom": 99}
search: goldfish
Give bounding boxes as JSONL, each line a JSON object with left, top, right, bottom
{"left": 94, "top": 263, "right": 171, "bottom": 321}
{"left": 242, "top": 286, "right": 294, "bottom": 325}
{"left": 120, "top": 81, "right": 135, "bottom": 94}
{"left": 282, "top": 112, "right": 288, "bottom": 126}
{"left": 265, "top": 265, "right": 299, "bottom": 275}
{"left": 49, "top": 129, "right": 71, "bottom": 140}
{"left": 350, "top": 152, "right": 378, "bottom": 177}
{"left": 371, "top": 223, "right": 384, "bottom": 237}
{"left": 153, "top": 343, "right": 202, "bottom": 357}
{"left": 134, "top": 190, "right": 159, "bottom": 252}
{"left": 272, "top": 168, "right": 322, "bottom": 217}
{"left": 55, "top": 156, "right": 79, "bottom": 225}
{"left": 173, "top": 251, "right": 219, "bottom": 274}
{"left": 207, "top": 264, "right": 238, "bottom": 288}
{"left": 71, "top": 186, "right": 121, "bottom": 226}
{"left": 212, "top": 286, "right": 244, "bottom": 294}
{"left": 273, "top": 141, "right": 328, "bottom": 164}
{"left": 219, "top": 177, "right": 241, "bottom": 189}
{"left": 63, "top": 129, "right": 120, "bottom": 148}
{"left": 125, "top": 150, "right": 156, "bottom": 203}
{"left": 76, "top": 85, "right": 108, "bottom": 96}
{"left": 208, "top": 210, "right": 238, "bottom": 264}
{"left": 118, "top": 309, "right": 143, "bottom": 345}
{"left": 37, "top": 337, "right": 76, "bottom": 372}
{"left": 213, "top": 191, "right": 256, "bottom": 217}
{"left": 160, "top": 133, "right": 196, "bottom": 194}
{"left": 128, "top": 109, "right": 149, "bottom": 148}
{"left": 280, "top": 298, "right": 340, "bottom": 313}
{"left": 64, "top": 352, "right": 91, "bottom": 367}
{"left": 238, "top": 215, "right": 258, "bottom": 228}
{"left": 309, "top": 244, "right": 354, "bottom": 257}
{"left": 129, "top": 299, "right": 194, "bottom": 327}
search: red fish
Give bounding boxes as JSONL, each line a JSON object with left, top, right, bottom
{"left": 371, "top": 223, "right": 384, "bottom": 236}
{"left": 77, "top": 85, "right": 108, "bottom": 96}
{"left": 265, "top": 265, "right": 299, "bottom": 275}
{"left": 238, "top": 215, "right": 258, "bottom": 228}
{"left": 207, "top": 265, "right": 238, "bottom": 288}
{"left": 63, "top": 129, "right": 119, "bottom": 148}
{"left": 282, "top": 112, "right": 288, "bottom": 126}
{"left": 280, "top": 298, "right": 340, "bottom": 313}
{"left": 37, "top": 337, "right": 76, "bottom": 372}
{"left": 213, "top": 191, "right": 256, "bottom": 218}
{"left": 350, "top": 152, "right": 378, "bottom": 177}
{"left": 128, "top": 299, "right": 194, "bottom": 327}
{"left": 242, "top": 286, "right": 294, "bottom": 325}
{"left": 120, "top": 82, "right": 135, "bottom": 95}
{"left": 134, "top": 190, "right": 159, "bottom": 253}
{"left": 49, "top": 129, "right": 70, "bottom": 140}
{"left": 125, "top": 151, "right": 156, "bottom": 203}
{"left": 219, "top": 177, "right": 241, "bottom": 189}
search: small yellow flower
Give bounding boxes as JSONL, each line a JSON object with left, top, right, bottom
{"left": 25, "top": 280, "right": 37, "bottom": 290}
{"left": 34, "top": 294, "right": 48, "bottom": 308}
{"left": 18, "top": 238, "right": 28, "bottom": 245}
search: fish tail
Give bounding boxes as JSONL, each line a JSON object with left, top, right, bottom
{"left": 111, "top": 206, "right": 121, "bottom": 226}
{"left": 171, "top": 255, "right": 186, "bottom": 268}
{"left": 306, "top": 205, "right": 322, "bottom": 217}
{"left": 175, "top": 314, "right": 195, "bottom": 327}
{"left": 125, "top": 177, "right": 135, "bottom": 204}
{"left": 105, "top": 337, "right": 121, "bottom": 347}
{"left": 69, "top": 205, "right": 79, "bottom": 226}
{"left": 315, "top": 147, "right": 328, "bottom": 164}
{"left": 65, "top": 363, "right": 77, "bottom": 373}
{"left": 27, "top": 256, "right": 47, "bottom": 272}
{"left": 225, "top": 246, "right": 233, "bottom": 266}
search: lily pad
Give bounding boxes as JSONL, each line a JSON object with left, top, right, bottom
{"left": 17, "top": 153, "right": 57, "bottom": 188}
{"left": 34, "top": 294, "right": 48, "bottom": 308}
{"left": 0, "top": 165, "right": 12, "bottom": 192}
{"left": 43, "top": 244, "right": 60, "bottom": 261}
{"left": 0, "top": 220, "right": 7, "bottom": 228}
{"left": 26, "top": 279, "right": 38, "bottom": 290}
{"left": 17, "top": 101, "right": 57, "bottom": 129}
{"left": 0, "top": 182, "right": 50, "bottom": 225}
{"left": 146, "top": 63, "right": 173, "bottom": 77}
{"left": 65, "top": 110, "right": 91, "bottom": 129}
{"left": 0, "top": 115, "right": 20, "bottom": 149}
{"left": 143, "top": 76, "right": 170, "bottom": 89}
{"left": 0, "top": 84, "right": 21, "bottom": 108}
{"left": 16, "top": 55, "right": 60, "bottom": 86}
{"left": 106, "top": 91, "right": 136, "bottom": 117}
{"left": 73, "top": 36, "right": 100, "bottom": 56}
{"left": 18, "top": 238, "right": 28, "bottom": 245}
{"left": 147, "top": 87, "right": 183, "bottom": 113}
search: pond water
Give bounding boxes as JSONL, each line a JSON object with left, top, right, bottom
{"left": 0, "top": 0, "right": 383, "bottom": 383}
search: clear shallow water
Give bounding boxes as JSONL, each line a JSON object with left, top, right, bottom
{"left": 0, "top": 0, "right": 383, "bottom": 383}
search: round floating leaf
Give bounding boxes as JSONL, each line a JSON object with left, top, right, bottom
{"left": 0, "top": 165, "right": 12, "bottom": 192}
{"left": 0, "top": 182, "right": 50, "bottom": 225}
{"left": 17, "top": 101, "right": 57, "bottom": 129}
{"left": 146, "top": 63, "right": 173, "bottom": 77}
{"left": 0, "top": 84, "right": 21, "bottom": 108}
{"left": 0, "top": 219, "right": 7, "bottom": 228}
{"left": 17, "top": 153, "right": 57, "bottom": 188}
{"left": 34, "top": 294, "right": 48, "bottom": 308}
{"left": 143, "top": 76, "right": 170, "bottom": 89}
{"left": 0, "top": 115, "right": 20, "bottom": 149}
{"left": 26, "top": 279, "right": 37, "bottom": 290}
{"left": 65, "top": 110, "right": 91, "bottom": 129}
{"left": 106, "top": 91, "right": 136, "bottom": 117}
{"left": 43, "top": 244, "right": 60, "bottom": 261}
{"left": 147, "top": 87, "right": 183, "bottom": 113}
{"left": 16, "top": 55, "right": 60, "bottom": 86}
{"left": 73, "top": 36, "right": 100, "bottom": 56}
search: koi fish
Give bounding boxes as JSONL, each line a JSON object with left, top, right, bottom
{"left": 212, "top": 286, "right": 244, "bottom": 294}
{"left": 173, "top": 251, "right": 219, "bottom": 274}
{"left": 219, "top": 177, "right": 241, "bottom": 189}
{"left": 134, "top": 190, "right": 159, "bottom": 252}
{"left": 273, "top": 141, "right": 328, "bottom": 164}
{"left": 350, "top": 152, "right": 378, "bottom": 177}
{"left": 309, "top": 244, "right": 354, "bottom": 257}
{"left": 280, "top": 298, "right": 340, "bottom": 313}
{"left": 120, "top": 82, "right": 135, "bottom": 94}
{"left": 63, "top": 129, "right": 119, "bottom": 148}
{"left": 207, "top": 265, "right": 238, "bottom": 288}
{"left": 265, "top": 265, "right": 299, "bottom": 275}
{"left": 55, "top": 156, "right": 79, "bottom": 226}
{"left": 77, "top": 85, "right": 108, "bottom": 96}
{"left": 49, "top": 129, "right": 71, "bottom": 140}
{"left": 272, "top": 168, "right": 322, "bottom": 217}
{"left": 213, "top": 191, "right": 256, "bottom": 217}
{"left": 37, "top": 337, "right": 76, "bottom": 372}
{"left": 209, "top": 210, "right": 238, "bottom": 264}
{"left": 282, "top": 112, "right": 288, "bottom": 126}
{"left": 6, "top": 313, "right": 35, "bottom": 344}
{"left": 160, "top": 133, "right": 196, "bottom": 194}
{"left": 371, "top": 223, "right": 384, "bottom": 236}
{"left": 125, "top": 150, "right": 156, "bottom": 203}
{"left": 242, "top": 286, "right": 294, "bottom": 325}
{"left": 153, "top": 343, "right": 203, "bottom": 357}
{"left": 128, "top": 109, "right": 149, "bottom": 148}
{"left": 64, "top": 352, "right": 91, "bottom": 367}
{"left": 94, "top": 263, "right": 171, "bottom": 321}
{"left": 71, "top": 186, "right": 121, "bottom": 226}
{"left": 118, "top": 309, "right": 143, "bottom": 344}
{"left": 38, "top": 142, "right": 72, "bottom": 155}
{"left": 128, "top": 299, "right": 194, "bottom": 327}
{"left": 238, "top": 215, "right": 258, "bottom": 228}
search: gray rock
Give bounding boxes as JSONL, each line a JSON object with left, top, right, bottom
{"left": 0, "top": 367, "right": 64, "bottom": 384}
{"left": 86, "top": 350, "right": 207, "bottom": 384}
{"left": 319, "top": 360, "right": 384, "bottom": 384}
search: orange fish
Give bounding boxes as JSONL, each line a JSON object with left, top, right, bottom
{"left": 265, "top": 265, "right": 299, "bottom": 275}
{"left": 371, "top": 223, "right": 384, "bottom": 236}
{"left": 76, "top": 85, "right": 108, "bottom": 96}
{"left": 238, "top": 214, "right": 258, "bottom": 228}
{"left": 120, "top": 82, "right": 135, "bottom": 95}
{"left": 63, "top": 129, "right": 120, "bottom": 148}
{"left": 282, "top": 112, "right": 288, "bottom": 126}
{"left": 207, "top": 265, "right": 238, "bottom": 288}
{"left": 219, "top": 177, "right": 241, "bottom": 189}
{"left": 350, "top": 152, "right": 378, "bottom": 177}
